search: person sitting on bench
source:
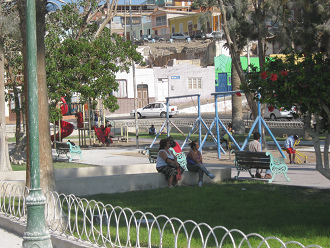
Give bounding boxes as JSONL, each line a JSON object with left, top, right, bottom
{"left": 248, "top": 132, "right": 272, "bottom": 179}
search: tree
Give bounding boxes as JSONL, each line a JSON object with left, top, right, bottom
{"left": 0, "top": 1, "right": 19, "bottom": 172}
{"left": 286, "top": 0, "right": 330, "bottom": 56}
{"left": 17, "top": 0, "right": 56, "bottom": 192}
{"left": 224, "top": 0, "right": 252, "bottom": 135}
{"left": 45, "top": 2, "right": 143, "bottom": 115}
{"left": 242, "top": 52, "right": 330, "bottom": 179}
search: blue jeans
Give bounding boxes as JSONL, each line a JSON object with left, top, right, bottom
{"left": 187, "top": 163, "right": 211, "bottom": 182}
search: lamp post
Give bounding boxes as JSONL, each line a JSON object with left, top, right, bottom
{"left": 22, "top": 0, "right": 52, "bottom": 247}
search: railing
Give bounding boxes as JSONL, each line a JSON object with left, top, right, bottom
{"left": 0, "top": 182, "right": 321, "bottom": 248}
{"left": 116, "top": 118, "right": 304, "bottom": 133}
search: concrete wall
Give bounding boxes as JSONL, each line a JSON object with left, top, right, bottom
{"left": 56, "top": 167, "right": 231, "bottom": 196}
{"left": 0, "top": 165, "right": 231, "bottom": 197}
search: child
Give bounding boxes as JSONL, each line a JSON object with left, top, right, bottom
{"left": 284, "top": 134, "right": 299, "bottom": 164}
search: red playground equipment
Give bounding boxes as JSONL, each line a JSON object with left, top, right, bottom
{"left": 51, "top": 97, "right": 74, "bottom": 142}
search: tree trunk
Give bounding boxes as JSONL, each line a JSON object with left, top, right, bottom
{"left": 0, "top": 34, "right": 12, "bottom": 172}
{"left": 304, "top": 112, "right": 330, "bottom": 179}
{"left": 231, "top": 62, "right": 244, "bottom": 134}
{"left": 6, "top": 63, "right": 22, "bottom": 147}
{"left": 17, "top": 0, "right": 56, "bottom": 191}
{"left": 35, "top": 0, "right": 56, "bottom": 192}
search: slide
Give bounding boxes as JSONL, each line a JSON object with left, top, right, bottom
{"left": 51, "top": 120, "right": 74, "bottom": 142}
{"left": 51, "top": 97, "right": 74, "bottom": 142}
{"left": 93, "top": 126, "right": 106, "bottom": 144}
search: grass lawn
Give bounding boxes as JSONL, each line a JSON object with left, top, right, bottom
{"left": 84, "top": 181, "right": 330, "bottom": 247}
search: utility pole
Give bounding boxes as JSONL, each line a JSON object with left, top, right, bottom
{"left": 130, "top": 0, "right": 139, "bottom": 148}
{"left": 124, "top": 0, "right": 126, "bottom": 40}
{"left": 23, "top": 0, "right": 52, "bottom": 247}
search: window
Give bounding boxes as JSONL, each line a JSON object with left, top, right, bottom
{"left": 188, "top": 78, "right": 202, "bottom": 89}
{"left": 156, "top": 16, "right": 166, "bottom": 27}
{"left": 9, "top": 92, "right": 21, "bottom": 110}
{"left": 113, "top": 79, "right": 127, "bottom": 98}
{"left": 197, "top": 20, "right": 201, "bottom": 30}
{"left": 179, "top": 23, "right": 183, "bottom": 33}
{"left": 71, "top": 92, "right": 78, "bottom": 103}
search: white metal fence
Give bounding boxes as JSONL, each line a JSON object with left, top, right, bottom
{"left": 0, "top": 182, "right": 321, "bottom": 248}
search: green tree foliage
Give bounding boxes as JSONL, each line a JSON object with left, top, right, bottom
{"left": 45, "top": 2, "right": 143, "bottom": 116}
{"left": 242, "top": 52, "right": 330, "bottom": 177}
{"left": 287, "top": 0, "right": 330, "bottom": 56}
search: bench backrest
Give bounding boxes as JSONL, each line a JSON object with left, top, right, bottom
{"left": 233, "top": 151, "right": 271, "bottom": 169}
{"left": 145, "top": 147, "right": 159, "bottom": 163}
{"left": 54, "top": 142, "right": 70, "bottom": 149}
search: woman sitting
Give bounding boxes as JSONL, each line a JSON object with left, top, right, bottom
{"left": 186, "top": 141, "right": 215, "bottom": 187}
{"left": 167, "top": 136, "right": 188, "bottom": 171}
{"left": 156, "top": 139, "right": 182, "bottom": 188}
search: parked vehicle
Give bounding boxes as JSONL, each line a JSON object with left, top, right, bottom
{"left": 206, "top": 31, "right": 223, "bottom": 39}
{"left": 130, "top": 102, "right": 179, "bottom": 118}
{"left": 171, "top": 32, "right": 189, "bottom": 40}
{"left": 190, "top": 32, "right": 206, "bottom": 39}
{"left": 147, "top": 34, "right": 165, "bottom": 42}
{"left": 140, "top": 35, "right": 149, "bottom": 42}
{"left": 250, "top": 106, "right": 297, "bottom": 120}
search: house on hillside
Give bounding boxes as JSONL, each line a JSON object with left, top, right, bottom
{"left": 214, "top": 55, "right": 260, "bottom": 92}
{"left": 169, "top": 10, "right": 221, "bottom": 36}
{"left": 102, "top": 61, "right": 215, "bottom": 116}
{"left": 150, "top": 8, "right": 194, "bottom": 39}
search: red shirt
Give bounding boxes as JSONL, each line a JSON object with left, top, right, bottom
{"left": 104, "top": 127, "right": 110, "bottom": 137}
{"left": 173, "top": 141, "right": 182, "bottom": 153}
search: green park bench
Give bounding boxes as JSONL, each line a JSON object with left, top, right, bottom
{"left": 54, "top": 141, "right": 82, "bottom": 162}
{"left": 231, "top": 150, "right": 290, "bottom": 183}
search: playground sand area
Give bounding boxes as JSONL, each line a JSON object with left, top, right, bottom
{"left": 82, "top": 139, "right": 317, "bottom": 166}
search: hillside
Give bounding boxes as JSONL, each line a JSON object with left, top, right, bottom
{"left": 137, "top": 39, "right": 215, "bottom": 67}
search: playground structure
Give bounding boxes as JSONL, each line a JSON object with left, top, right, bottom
{"left": 51, "top": 97, "right": 74, "bottom": 142}
{"left": 75, "top": 102, "right": 115, "bottom": 147}
{"left": 147, "top": 92, "right": 286, "bottom": 159}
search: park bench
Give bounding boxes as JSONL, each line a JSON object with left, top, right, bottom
{"left": 145, "top": 147, "right": 159, "bottom": 163}
{"left": 231, "top": 150, "right": 290, "bottom": 183}
{"left": 145, "top": 146, "right": 187, "bottom": 171}
{"left": 54, "top": 141, "right": 82, "bottom": 162}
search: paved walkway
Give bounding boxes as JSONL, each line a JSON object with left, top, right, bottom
{"left": 0, "top": 228, "right": 22, "bottom": 247}
{"left": 2, "top": 138, "right": 329, "bottom": 247}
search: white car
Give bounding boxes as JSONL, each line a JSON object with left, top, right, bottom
{"left": 171, "top": 33, "right": 189, "bottom": 40}
{"left": 250, "top": 106, "right": 297, "bottom": 120}
{"left": 130, "top": 102, "right": 179, "bottom": 118}
{"left": 206, "top": 31, "right": 223, "bottom": 39}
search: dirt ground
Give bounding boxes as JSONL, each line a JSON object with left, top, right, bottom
{"left": 100, "top": 139, "right": 317, "bottom": 165}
